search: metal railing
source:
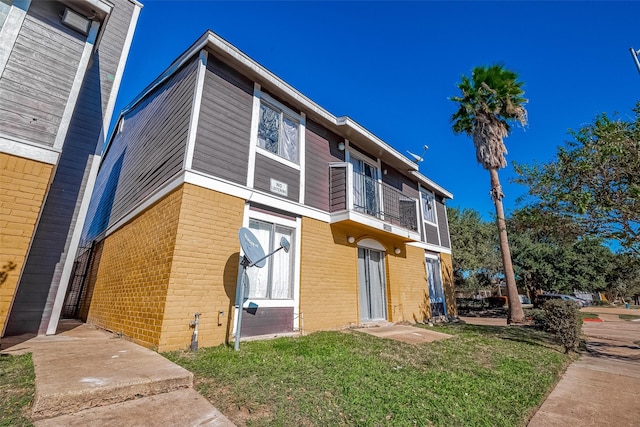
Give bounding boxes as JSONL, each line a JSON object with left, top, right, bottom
{"left": 329, "top": 164, "right": 418, "bottom": 231}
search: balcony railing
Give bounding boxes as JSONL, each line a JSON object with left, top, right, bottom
{"left": 329, "top": 163, "right": 418, "bottom": 233}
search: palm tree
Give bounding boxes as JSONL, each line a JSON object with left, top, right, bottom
{"left": 450, "top": 65, "right": 527, "bottom": 324}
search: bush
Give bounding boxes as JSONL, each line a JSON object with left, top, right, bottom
{"left": 525, "top": 308, "right": 547, "bottom": 329}
{"left": 542, "top": 300, "right": 582, "bottom": 353}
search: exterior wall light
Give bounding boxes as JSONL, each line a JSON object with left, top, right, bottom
{"left": 347, "top": 236, "right": 355, "bottom": 244}
{"left": 61, "top": 7, "right": 90, "bottom": 35}
{"left": 338, "top": 142, "right": 345, "bottom": 151}
{"left": 394, "top": 247, "right": 401, "bottom": 255}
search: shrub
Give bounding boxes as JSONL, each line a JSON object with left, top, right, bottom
{"left": 525, "top": 308, "right": 547, "bottom": 330}
{"left": 542, "top": 300, "right": 582, "bottom": 353}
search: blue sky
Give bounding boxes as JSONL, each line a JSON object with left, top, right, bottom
{"left": 111, "top": 1, "right": 640, "bottom": 220}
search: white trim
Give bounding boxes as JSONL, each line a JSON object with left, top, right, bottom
{"left": 98, "top": 1, "right": 140, "bottom": 155}
{"left": 101, "top": 168, "right": 333, "bottom": 239}
{"left": 298, "top": 113, "right": 306, "bottom": 204}
{"left": 0, "top": 137, "right": 59, "bottom": 164}
{"left": 77, "top": 0, "right": 112, "bottom": 15}
{"left": 53, "top": 20, "right": 99, "bottom": 150}
{"left": 104, "top": 174, "right": 185, "bottom": 237}
{"left": 184, "top": 50, "right": 207, "bottom": 170}
{"left": 255, "top": 147, "right": 301, "bottom": 171}
{"left": 407, "top": 240, "right": 452, "bottom": 255}
{"left": 357, "top": 238, "right": 386, "bottom": 251}
{"left": 293, "top": 216, "right": 302, "bottom": 331}
{"left": 246, "top": 83, "right": 261, "bottom": 187}
{"left": 0, "top": 0, "right": 31, "bottom": 78}
{"left": 46, "top": 156, "right": 100, "bottom": 334}
{"left": 233, "top": 208, "right": 301, "bottom": 333}
{"left": 45, "top": 2, "right": 141, "bottom": 335}
{"left": 329, "top": 209, "right": 421, "bottom": 241}
{"left": 185, "top": 170, "right": 330, "bottom": 222}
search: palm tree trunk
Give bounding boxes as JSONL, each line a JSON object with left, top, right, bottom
{"left": 489, "top": 168, "right": 526, "bottom": 323}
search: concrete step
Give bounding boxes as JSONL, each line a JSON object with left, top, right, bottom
{"left": 29, "top": 326, "right": 193, "bottom": 420}
{"left": 34, "top": 388, "right": 235, "bottom": 427}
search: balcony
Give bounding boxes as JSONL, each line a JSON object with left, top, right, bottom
{"left": 329, "top": 163, "right": 420, "bottom": 241}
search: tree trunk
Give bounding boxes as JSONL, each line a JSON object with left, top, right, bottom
{"left": 489, "top": 168, "right": 526, "bottom": 323}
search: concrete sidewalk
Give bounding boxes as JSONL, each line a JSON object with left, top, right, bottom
{"left": 1, "top": 320, "right": 234, "bottom": 426}
{"left": 527, "top": 308, "right": 640, "bottom": 427}
{"left": 461, "top": 309, "right": 640, "bottom": 426}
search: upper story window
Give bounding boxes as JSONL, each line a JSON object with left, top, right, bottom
{"left": 0, "top": 0, "right": 13, "bottom": 31}
{"left": 421, "top": 189, "right": 436, "bottom": 224}
{"left": 257, "top": 100, "right": 299, "bottom": 163}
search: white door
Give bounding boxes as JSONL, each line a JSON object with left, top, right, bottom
{"left": 358, "top": 248, "right": 387, "bottom": 321}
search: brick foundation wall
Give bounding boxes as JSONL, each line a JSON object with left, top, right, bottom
{"left": 86, "top": 187, "right": 183, "bottom": 348}
{"left": 159, "top": 184, "right": 244, "bottom": 352}
{"left": 0, "top": 153, "right": 53, "bottom": 334}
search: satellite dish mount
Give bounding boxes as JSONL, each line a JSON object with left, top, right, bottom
{"left": 234, "top": 227, "right": 290, "bottom": 351}
{"left": 407, "top": 145, "right": 429, "bottom": 166}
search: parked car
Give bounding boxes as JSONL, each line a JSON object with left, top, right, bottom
{"left": 534, "top": 293, "right": 585, "bottom": 308}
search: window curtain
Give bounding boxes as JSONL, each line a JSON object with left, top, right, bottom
{"left": 281, "top": 116, "right": 298, "bottom": 162}
{"left": 271, "top": 226, "right": 293, "bottom": 299}
{"left": 247, "top": 220, "right": 271, "bottom": 298}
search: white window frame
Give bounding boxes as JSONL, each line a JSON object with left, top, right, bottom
{"left": 420, "top": 188, "right": 437, "bottom": 225}
{"left": 240, "top": 206, "right": 301, "bottom": 310}
{"left": 246, "top": 218, "right": 295, "bottom": 301}
{"left": 234, "top": 205, "right": 302, "bottom": 336}
{"left": 255, "top": 92, "right": 303, "bottom": 169}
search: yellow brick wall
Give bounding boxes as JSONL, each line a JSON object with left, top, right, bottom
{"left": 159, "top": 184, "right": 244, "bottom": 352}
{"left": 299, "top": 219, "right": 359, "bottom": 332}
{"left": 440, "top": 252, "right": 457, "bottom": 317}
{"left": 0, "top": 153, "right": 53, "bottom": 334}
{"left": 86, "top": 187, "right": 184, "bottom": 348}
{"left": 386, "top": 245, "right": 431, "bottom": 323}
{"left": 299, "top": 219, "right": 432, "bottom": 330}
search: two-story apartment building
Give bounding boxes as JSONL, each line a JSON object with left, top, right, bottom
{"left": 0, "top": 0, "right": 141, "bottom": 339}
{"left": 65, "top": 30, "right": 456, "bottom": 352}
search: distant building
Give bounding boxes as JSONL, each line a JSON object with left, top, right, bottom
{"left": 59, "top": 30, "right": 456, "bottom": 351}
{"left": 1, "top": 0, "right": 142, "bottom": 338}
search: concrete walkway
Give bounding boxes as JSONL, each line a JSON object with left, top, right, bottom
{"left": 0, "top": 320, "right": 234, "bottom": 426}
{"left": 528, "top": 307, "right": 640, "bottom": 427}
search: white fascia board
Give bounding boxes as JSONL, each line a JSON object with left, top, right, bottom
{"left": 410, "top": 170, "right": 453, "bottom": 200}
{"left": 406, "top": 240, "right": 452, "bottom": 255}
{"left": 329, "top": 210, "right": 421, "bottom": 242}
{"left": 0, "top": 136, "right": 60, "bottom": 165}
{"left": 77, "top": 0, "right": 112, "bottom": 15}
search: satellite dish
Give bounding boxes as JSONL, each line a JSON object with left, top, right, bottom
{"left": 280, "top": 236, "right": 290, "bottom": 253}
{"left": 407, "top": 145, "right": 429, "bottom": 163}
{"left": 238, "top": 227, "right": 266, "bottom": 268}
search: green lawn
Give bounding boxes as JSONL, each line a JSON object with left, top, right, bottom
{"left": 0, "top": 353, "right": 35, "bottom": 427}
{"left": 165, "top": 323, "right": 573, "bottom": 427}
{"left": 619, "top": 314, "right": 640, "bottom": 321}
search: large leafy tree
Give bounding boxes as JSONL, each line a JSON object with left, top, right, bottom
{"left": 450, "top": 65, "right": 528, "bottom": 323}
{"left": 514, "top": 102, "right": 640, "bottom": 255}
{"left": 447, "top": 206, "right": 501, "bottom": 292}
